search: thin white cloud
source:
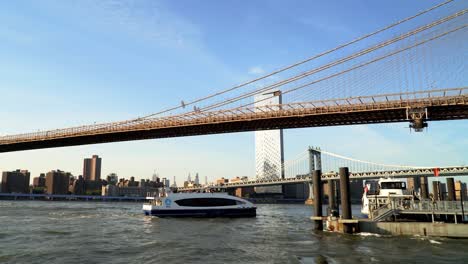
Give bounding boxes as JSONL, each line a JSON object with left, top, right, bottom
{"left": 248, "top": 66, "right": 265, "bottom": 75}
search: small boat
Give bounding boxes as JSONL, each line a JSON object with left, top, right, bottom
{"left": 143, "top": 192, "right": 256, "bottom": 217}
{"left": 361, "top": 178, "right": 413, "bottom": 216}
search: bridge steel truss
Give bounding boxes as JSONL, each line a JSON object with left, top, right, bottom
{"left": 176, "top": 166, "right": 468, "bottom": 191}
{"left": 0, "top": 88, "right": 467, "bottom": 153}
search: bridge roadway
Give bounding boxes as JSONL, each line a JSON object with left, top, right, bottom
{"left": 176, "top": 166, "right": 468, "bottom": 191}
{"left": 0, "top": 88, "right": 467, "bottom": 153}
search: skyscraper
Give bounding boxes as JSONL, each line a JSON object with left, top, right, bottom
{"left": 83, "top": 155, "right": 102, "bottom": 181}
{"left": 152, "top": 171, "right": 159, "bottom": 182}
{"left": 172, "top": 176, "right": 177, "bottom": 188}
{"left": 194, "top": 173, "right": 200, "bottom": 185}
{"left": 255, "top": 90, "right": 284, "bottom": 193}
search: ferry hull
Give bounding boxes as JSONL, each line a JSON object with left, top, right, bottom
{"left": 144, "top": 207, "right": 256, "bottom": 218}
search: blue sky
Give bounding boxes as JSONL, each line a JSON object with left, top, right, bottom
{"left": 0, "top": 0, "right": 466, "bottom": 185}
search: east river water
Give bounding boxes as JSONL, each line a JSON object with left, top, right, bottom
{"left": 1, "top": 201, "right": 467, "bottom": 264}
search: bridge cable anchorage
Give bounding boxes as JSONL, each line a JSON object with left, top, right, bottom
{"left": 127, "top": 0, "right": 455, "bottom": 121}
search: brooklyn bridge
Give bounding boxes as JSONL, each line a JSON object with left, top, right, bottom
{"left": 0, "top": 2, "right": 466, "bottom": 153}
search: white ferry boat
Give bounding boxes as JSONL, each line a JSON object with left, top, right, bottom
{"left": 361, "top": 178, "right": 412, "bottom": 216}
{"left": 143, "top": 192, "right": 256, "bottom": 217}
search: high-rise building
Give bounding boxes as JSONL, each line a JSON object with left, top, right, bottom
{"left": 187, "top": 173, "right": 192, "bottom": 182}
{"left": 152, "top": 171, "right": 159, "bottom": 182}
{"left": 83, "top": 155, "right": 102, "bottom": 181}
{"left": 255, "top": 90, "right": 284, "bottom": 193}
{"left": 45, "top": 170, "right": 71, "bottom": 195}
{"left": 1, "top": 170, "right": 30, "bottom": 193}
{"left": 194, "top": 173, "right": 200, "bottom": 185}
{"left": 171, "top": 176, "right": 177, "bottom": 188}
{"left": 162, "top": 178, "right": 170, "bottom": 187}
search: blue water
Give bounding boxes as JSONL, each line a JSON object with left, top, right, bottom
{"left": 0, "top": 201, "right": 467, "bottom": 263}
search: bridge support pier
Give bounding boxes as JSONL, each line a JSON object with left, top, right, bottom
{"left": 447, "top": 178, "right": 455, "bottom": 201}
{"left": 305, "top": 147, "right": 322, "bottom": 205}
{"left": 313, "top": 170, "right": 323, "bottom": 231}
{"left": 420, "top": 176, "right": 429, "bottom": 199}
{"left": 305, "top": 183, "right": 314, "bottom": 205}
{"left": 339, "top": 167, "right": 353, "bottom": 234}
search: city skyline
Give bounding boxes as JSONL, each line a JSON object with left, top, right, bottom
{"left": 0, "top": 0, "right": 467, "bottom": 184}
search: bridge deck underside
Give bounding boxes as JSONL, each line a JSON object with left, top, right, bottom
{"left": 1, "top": 104, "right": 467, "bottom": 153}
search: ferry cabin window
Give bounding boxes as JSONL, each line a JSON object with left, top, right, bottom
{"left": 175, "top": 198, "right": 241, "bottom": 207}
{"left": 380, "top": 182, "right": 406, "bottom": 190}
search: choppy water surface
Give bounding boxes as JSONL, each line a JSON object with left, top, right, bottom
{"left": 0, "top": 201, "right": 467, "bottom": 264}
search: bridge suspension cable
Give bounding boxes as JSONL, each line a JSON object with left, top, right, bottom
{"left": 135, "top": 0, "right": 455, "bottom": 120}
{"left": 188, "top": 18, "right": 466, "bottom": 116}
{"left": 281, "top": 147, "right": 465, "bottom": 178}
{"left": 158, "top": 8, "right": 466, "bottom": 121}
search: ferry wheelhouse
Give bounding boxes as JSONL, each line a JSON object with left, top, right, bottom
{"left": 361, "top": 178, "right": 413, "bottom": 215}
{"left": 143, "top": 191, "right": 256, "bottom": 217}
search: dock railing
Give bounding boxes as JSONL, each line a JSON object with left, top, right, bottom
{"left": 368, "top": 196, "right": 468, "bottom": 221}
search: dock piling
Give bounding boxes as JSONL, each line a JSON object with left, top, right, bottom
{"left": 313, "top": 170, "right": 323, "bottom": 231}
{"left": 327, "top": 180, "right": 338, "bottom": 216}
{"left": 447, "top": 178, "right": 455, "bottom": 201}
{"left": 420, "top": 176, "right": 429, "bottom": 199}
{"left": 339, "top": 167, "right": 352, "bottom": 233}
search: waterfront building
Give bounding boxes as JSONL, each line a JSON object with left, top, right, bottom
{"left": 83, "top": 155, "right": 102, "bottom": 181}
{"left": 32, "top": 173, "right": 46, "bottom": 188}
{"left": 162, "top": 178, "right": 170, "bottom": 187}
{"left": 254, "top": 89, "right": 284, "bottom": 194}
{"left": 152, "top": 172, "right": 159, "bottom": 182}
{"left": 70, "top": 175, "right": 86, "bottom": 195}
{"left": 85, "top": 180, "right": 102, "bottom": 195}
{"left": 230, "top": 176, "right": 249, "bottom": 183}
{"left": 1, "top": 169, "right": 30, "bottom": 193}
{"left": 45, "top": 170, "right": 71, "bottom": 195}
{"left": 455, "top": 180, "right": 467, "bottom": 201}
{"left": 129, "top": 177, "right": 138, "bottom": 187}
{"left": 102, "top": 184, "right": 119, "bottom": 196}
{"left": 216, "top": 178, "right": 229, "bottom": 185}
{"left": 106, "top": 173, "right": 118, "bottom": 185}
